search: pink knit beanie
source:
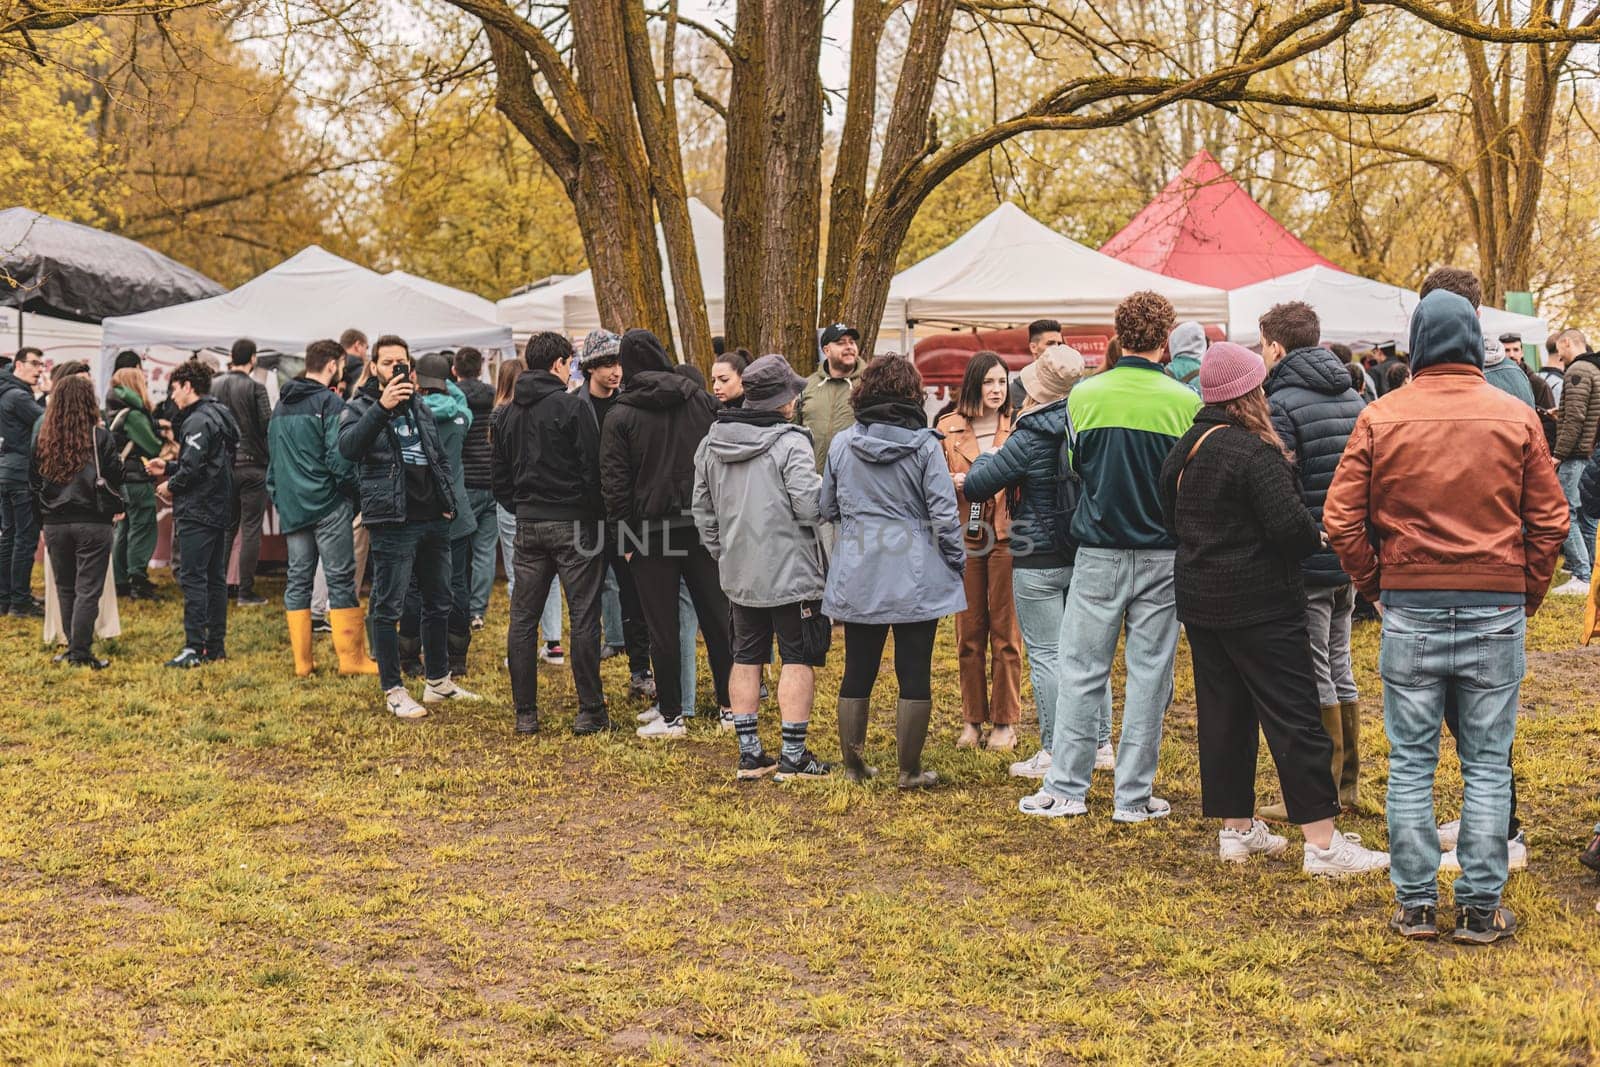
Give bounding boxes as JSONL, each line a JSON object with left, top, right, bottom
{"left": 1199, "top": 342, "right": 1267, "bottom": 405}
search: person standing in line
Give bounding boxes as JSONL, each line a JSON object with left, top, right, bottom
{"left": 601, "top": 328, "right": 733, "bottom": 739}
{"left": 494, "top": 332, "right": 608, "bottom": 736}
{"left": 711, "top": 351, "right": 748, "bottom": 408}
{"left": 411, "top": 353, "right": 478, "bottom": 677}
{"left": 490, "top": 357, "right": 567, "bottom": 662}
{"left": 106, "top": 366, "right": 164, "bottom": 601}
{"left": 1160, "top": 343, "right": 1391, "bottom": 875}
{"left": 213, "top": 338, "right": 272, "bottom": 606}
{"left": 936, "top": 352, "right": 1023, "bottom": 751}
{"left": 268, "top": 339, "right": 374, "bottom": 678}
{"left": 1326, "top": 289, "right": 1567, "bottom": 944}
{"left": 1165, "top": 321, "right": 1206, "bottom": 394}
{"left": 1008, "top": 319, "right": 1064, "bottom": 412}
{"left": 1503, "top": 333, "right": 1559, "bottom": 452}
{"left": 338, "top": 335, "right": 479, "bottom": 718}
{"left": 339, "top": 328, "right": 370, "bottom": 401}
{"left": 30, "top": 375, "right": 122, "bottom": 669}
{"left": 965, "top": 344, "right": 1115, "bottom": 779}
{"left": 145, "top": 359, "right": 240, "bottom": 668}
{"left": 1018, "top": 291, "right": 1200, "bottom": 823}
{"left": 694, "top": 354, "right": 833, "bottom": 780}
{"left": 453, "top": 347, "right": 499, "bottom": 632}
{"left": 1255, "top": 301, "right": 1367, "bottom": 819}
{"left": 796, "top": 322, "right": 863, "bottom": 473}
{"left": 1548, "top": 326, "right": 1600, "bottom": 595}
{"left": 822, "top": 354, "right": 964, "bottom": 788}
{"left": 0, "top": 346, "right": 49, "bottom": 616}
{"left": 1540, "top": 336, "right": 1565, "bottom": 403}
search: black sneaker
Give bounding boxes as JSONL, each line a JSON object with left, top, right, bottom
{"left": 115, "top": 584, "right": 133, "bottom": 598}
{"left": 68, "top": 656, "right": 110, "bottom": 671}
{"left": 311, "top": 614, "right": 332, "bottom": 634}
{"left": 573, "top": 706, "right": 611, "bottom": 736}
{"left": 11, "top": 601, "right": 43, "bottom": 618}
{"left": 1579, "top": 828, "right": 1600, "bottom": 873}
{"left": 201, "top": 647, "right": 227, "bottom": 662}
{"left": 1453, "top": 905, "right": 1517, "bottom": 945}
{"left": 236, "top": 592, "right": 268, "bottom": 607}
{"left": 130, "top": 578, "right": 163, "bottom": 601}
{"left": 515, "top": 707, "right": 539, "bottom": 735}
{"left": 1390, "top": 903, "right": 1439, "bottom": 940}
{"left": 166, "top": 647, "right": 205, "bottom": 669}
{"left": 775, "top": 749, "right": 834, "bottom": 780}
{"left": 736, "top": 751, "right": 779, "bottom": 780}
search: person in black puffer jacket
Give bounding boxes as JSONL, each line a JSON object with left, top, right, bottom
{"left": 1160, "top": 342, "right": 1388, "bottom": 876}
{"left": 452, "top": 347, "right": 499, "bottom": 624}
{"left": 600, "top": 328, "right": 731, "bottom": 734}
{"left": 1259, "top": 300, "right": 1368, "bottom": 816}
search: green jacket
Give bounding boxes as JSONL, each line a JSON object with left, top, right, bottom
{"left": 267, "top": 376, "right": 357, "bottom": 533}
{"left": 794, "top": 358, "right": 865, "bottom": 472}
{"left": 423, "top": 382, "right": 477, "bottom": 541}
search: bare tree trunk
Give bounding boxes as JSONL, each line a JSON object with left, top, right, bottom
{"left": 820, "top": 0, "right": 886, "bottom": 322}
{"left": 721, "top": 3, "right": 766, "bottom": 353}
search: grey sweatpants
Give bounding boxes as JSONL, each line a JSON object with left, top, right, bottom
{"left": 1304, "top": 582, "right": 1358, "bottom": 706}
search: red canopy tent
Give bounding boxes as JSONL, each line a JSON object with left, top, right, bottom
{"left": 1100, "top": 150, "right": 1339, "bottom": 289}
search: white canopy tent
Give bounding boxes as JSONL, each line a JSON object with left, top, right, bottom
{"left": 385, "top": 270, "right": 500, "bottom": 322}
{"left": 100, "top": 246, "right": 516, "bottom": 393}
{"left": 561, "top": 198, "right": 727, "bottom": 339}
{"left": 497, "top": 273, "right": 590, "bottom": 341}
{"left": 885, "top": 202, "right": 1231, "bottom": 328}
{"left": 1227, "top": 266, "right": 1549, "bottom": 349}
{"left": 1, "top": 308, "right": 102, "bottom": 365}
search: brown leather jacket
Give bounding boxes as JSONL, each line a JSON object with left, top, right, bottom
{"left": 1324, "top": 364, "right": 1568, "bottom": 614}
{"left": 936, "top": 409, "right": 1013, "bottom": 544}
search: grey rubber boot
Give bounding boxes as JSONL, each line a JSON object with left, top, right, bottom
{"left": 895, "top": 698, "right": 938, "bottom": 790}
{"left": 837, "top": 697, "right": 876, "bottom": 782}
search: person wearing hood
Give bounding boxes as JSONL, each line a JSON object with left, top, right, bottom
{"left": 1325, "top": 288, "right": 1567, "bottom": 944}
{"left": 267, "top": 339, "right": 373, "bottom": 678}
{"left": 1257, "top": 301, "right": 1368, "bottom": 821}
{"left": 964, "top": 344, "right": 1115, "bottom": 780}
{"left": 144, "top": 359, "right": 242, "bottom": 669}
{"left": 1160, "top": 343, "right": 1390, "bottom": 877}
{"left": 821, "top": 354, "right": 965, "bottom": 788}
{"left": 106, "top": 366, "right": 164, "bottom": 602}
{"left": 493, "top": 332, "right": 608, "bottom": 736}
{"left": 601, "top": 328, "right": 733, "bottom": 739}
{"left": 1550, "top": 326, "right": 1600, "bottom": 594}
{"left": 693, "top": 354, "right": 833, "bottom": 780}
{"left": 1166, "top": 321, "right": 1206, "bottom": 395}
{"left": 453, "top": 347, "right": 499, "bottom": 629}
{"left": 0, "top": 346, "right": 48, "bottom": 616}
{"left": 339, "top": 335, "right": 479, "bottom": 719}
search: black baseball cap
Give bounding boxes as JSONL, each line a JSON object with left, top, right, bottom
{"left": 819, "top": 322, "right": 859, "bottom": 346}
{"left": 414, "top": 352, "right": 452, "bottom": 390}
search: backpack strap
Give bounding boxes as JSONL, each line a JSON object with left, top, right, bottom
{"left": 1176, "top": 424, "right": 1228, "bottom": 494}
{"left": 1180, "top": 368, "right": 1201, "bottom": 384}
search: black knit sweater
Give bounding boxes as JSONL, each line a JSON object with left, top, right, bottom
{"left": 1158, "top": 406, "right": 1321, "bottom": 629}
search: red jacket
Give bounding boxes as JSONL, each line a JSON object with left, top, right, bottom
{"left": 1324, "top": 363, "right": 1568, "bottom": 615}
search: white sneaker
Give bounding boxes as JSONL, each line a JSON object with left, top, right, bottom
{"left": 717, "top": 709, "right": 736, "bottom": 732}
{"left": 637, "top": 716, "right": 687, "bottom": 739}
{"left": 386, "top": 686, "right": 427, "bottom": 720}
{"left": 1553, "top": 576, "right": 1591, "bottom": 596}
{"left": 1017, "top": 790, "right": 1087, "bottom": 818}
{"left": 424, "top": 675, "right": 482, "bottom": 703}
{"left": 1440, "top": 831, "right": 1527, "bottom": 873}
{"left": 1094, "top": 744, "right": 1115, "bottom": 771}
{"left": 1009, "top": 749, "right": 1052, "bottom": 779}
{"left": 1438, "top": 819, "right": 1461, "bottom": 850}
{"left": 1304, "top": 831, "right": 1390, "bottom": 876}
{"left": 1113, "top": 797, "right": 1173, "bottom": 824}
{"left": 1219, "top": 819, "right": 1289, "bottom": 863}
{"left": 538, "top": 644, "right": 566, "bottom": 664}
{"left": 636, "top": 704, "right": 663, "bottom": 725}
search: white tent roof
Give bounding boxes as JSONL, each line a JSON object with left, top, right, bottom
{"left": 101, "top": 246, "right": 516, "bottom": 371}
{"left": 562, "top": 198, "right": 728, "bottom": 336}
{"left": 885, "top": 202, "right": 1230, "bottom": 328}
{"left": 497, "top": 273, "right": 592, "bottom": 339}
{"left": 1227, "top": 266, "right": 1548, "bottom": 349}
{"left": 1, "top": 308, "right": 102, "bottom": 363}
{"left": 385, "top": 270, "right": 499, "bottom": 322}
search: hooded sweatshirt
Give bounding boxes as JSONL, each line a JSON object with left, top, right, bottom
{"left": 422, "top": 382, "right": 477, "bottom": 541}
{"left": 692, "top": 409, "right": 825, "bottom": 607}
{"left": 1482, "top": 335, "right": 1536, "bottom": 408}
{"left": 1166, "top": 321, "right": 1207, "bottom": 394}
{"left": 266, "top": 376, "right": 355, "bottom": 533}
{"left": 490, "top": 368, "right": 602, "bottom": 522}
{"left": 106, "top": 383, "right": 163, "bottom": 484}
{"left": 167, "top": 395, "right": 241, "bottom": 529}
{"left": 0, "top": 370, "right": 45, "bottom": 485}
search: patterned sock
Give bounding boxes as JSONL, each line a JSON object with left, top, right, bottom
{"left": 733, "top": 713, "right": 762, "bottom": 756}
{"left": 781, "top": 719, "right": 809, "bottom": 764}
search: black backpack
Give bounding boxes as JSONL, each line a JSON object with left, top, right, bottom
{"left": 1048, "top": 414, "right": 1082, "bottom": 557}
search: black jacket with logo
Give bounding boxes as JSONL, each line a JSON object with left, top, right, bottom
{"left": 337, "top": 377, "right": 456, "bottom": 527}
{"left": 168, "top": 396, "right": 240, "bottom": 529}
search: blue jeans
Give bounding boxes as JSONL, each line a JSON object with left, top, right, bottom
{"left": 369, "top": 520, "right": 452, "bottom": 690}
{"left": 1557, "top": 458, "right": 1594, "bottom": 581}
{"left": 466, "top": 488, "right": 498, "bottom": 618}
{"left": 1041, "top": 548, "right": 1179, "bottom": 812}
{"left": 679, "top": 579, "right": 698, "bottom": 715}
{"left": 0, "top": 483, "right": 39, "bottom": 607}
{"left": 284, "top": 500, "right": 357, "bottom": 612}
{"left": 603, "top": 565, "right": 623, "bottom": 647}
{"left": 1381, "top": 605, "right": 1524, "bottom": 911}
{"left": 496, "top": 504, "right": 561, "bottom": 641}
{"left": 1012, "top": 565, "right": 1112, "bottom": 751}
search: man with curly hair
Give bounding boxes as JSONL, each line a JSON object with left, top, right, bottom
{"left": 1019, "top": 291, "right": 1201, "bottom": 823}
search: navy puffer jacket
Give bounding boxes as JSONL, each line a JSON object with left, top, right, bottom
{"left": 1265, "top": 345, "right": 1366, "bottom": 587}
{"left": 963, "top": 398, "right": 1070, "bottom": 569}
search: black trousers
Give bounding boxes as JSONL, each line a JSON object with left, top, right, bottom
{"left": 839, "top": 619, "right": 938, "bottom": 701}
{"left": 1188, "top": 617, "right": 1341, "bottom": 824}
{"left": 627, "top": 523, "right": 732, "bottom": 719}
{"left": 509, "top": 519, "right": 606, "bottom": 714}
{"left": 1444, "top": 691, "right": 1520, "bottom": 838}
{"left": 176, "top": 521, "right": 229, "bottom": 655}
{"left": 43, "top": 522, "right": 113, "bottom": 661}
{"left": 225, "top": 463, "right": 268, "bottom": 596}
{"left": 607, "top": 549, "right": 652, "bottom": 677}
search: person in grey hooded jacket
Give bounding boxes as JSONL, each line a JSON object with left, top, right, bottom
{"left": 1166, "top": 321, "right": 1207, "bottom": 394}
{"left": 821, "top": 354, "right": 965, "bottom": 789}
{"left": 693, "top": 354, "right": 833, "bottom": 782}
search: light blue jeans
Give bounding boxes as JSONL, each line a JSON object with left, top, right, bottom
{"left": 679, "top": 579, "right": 698, "bottom": 715}
{"left": 1012, "top": 565, "right": 1112, "bottom": 751}
{"left": 1381, "top": 604, "right": 1524, "bottom": 911}
{"left": 602, "top": 566, "right": 623, "bottom": 648}
{"left": 284, "top": 499, "right": 356, "bottom": 612}
{"left": 1041, "top": 548, "right": 1179, "bottom": 812}
{"left": 465, "top": 487, "right": 499, "bottom": 618}
{"left": 496, "top": 504, "right": 561, "bottom": 642}
{"left": 1557, "top": 458, "right": 1594, "bottom": 582}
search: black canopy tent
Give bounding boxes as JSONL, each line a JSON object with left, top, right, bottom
{"left": 0, "top": 208, "right": 224, "bottom": 343}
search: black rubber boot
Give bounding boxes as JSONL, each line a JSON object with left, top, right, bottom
{"left": 447, "top": 628, "right": 472, "bottom": 678}
{"left": 895, "top": 698, "right": 938, "bottom": 790}
{"left": 397, "top": 634, "right": 423, "bottom": 678}
{"left": 836, "top": 697, "right": 876, "bottom": 783}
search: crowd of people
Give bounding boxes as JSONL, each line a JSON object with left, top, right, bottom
{"left": 4, "top": 263, "right": 1600, "bottom": 943}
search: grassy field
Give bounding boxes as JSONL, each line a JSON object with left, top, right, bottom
{"left": 1, "top": 573, "right": 1598, "bottom": 1065}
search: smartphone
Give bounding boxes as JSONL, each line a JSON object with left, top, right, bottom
{"left": 392, "top": 364, "right": 411, "bottom": 382}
